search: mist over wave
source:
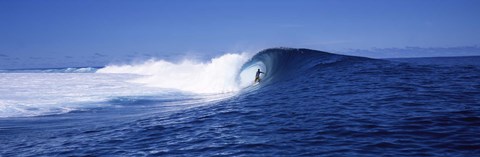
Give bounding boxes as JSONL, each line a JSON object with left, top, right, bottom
{"left": 97, "top": 53, "right": 254, "bottom": 94}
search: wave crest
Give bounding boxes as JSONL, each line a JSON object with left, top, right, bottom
{"left": 97, "top": 48, "right": 370, "bottom": 94}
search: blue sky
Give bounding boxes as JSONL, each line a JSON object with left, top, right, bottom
{"left": 1, "top": 0, "right": 480, "bottom": 68}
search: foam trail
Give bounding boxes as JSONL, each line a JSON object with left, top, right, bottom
{"left": 97, "top": 53, "right": 252, "bottom": 94}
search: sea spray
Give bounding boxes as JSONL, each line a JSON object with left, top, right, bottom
{"left": 97, "top": 53, "right": 252, "bottom": 93}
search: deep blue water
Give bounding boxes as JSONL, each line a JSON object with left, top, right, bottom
{"left": 1, "top": 48, "right": 480, "bottom": 156}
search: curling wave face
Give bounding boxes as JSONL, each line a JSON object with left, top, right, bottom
{"left": 239, "top": 48, "right": 364, "bottom": 85}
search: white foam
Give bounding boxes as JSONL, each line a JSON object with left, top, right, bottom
{"left": 97, "top": 53, "right": 255, "bottom": 93}
{"left": 0, "top": 73, "right": 171, "bottom": 118}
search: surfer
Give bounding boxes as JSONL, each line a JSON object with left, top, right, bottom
{"left": 254, "top": 69, "right": 265, "bottom": 83}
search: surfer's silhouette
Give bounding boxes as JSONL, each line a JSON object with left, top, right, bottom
{"left": 254, "top": 69, "right": 265, "bottom": 83}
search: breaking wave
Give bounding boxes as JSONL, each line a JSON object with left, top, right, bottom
{"left": 97, "top": 48, "right": 368, "bottom": 93}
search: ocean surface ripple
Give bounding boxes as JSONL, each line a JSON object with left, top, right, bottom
{"left": 1, "top": 48, "right": 479, "bottom": 156}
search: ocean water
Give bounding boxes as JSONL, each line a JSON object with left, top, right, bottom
{"left": 1, "top": 48, "right": 479, "bottom": 156}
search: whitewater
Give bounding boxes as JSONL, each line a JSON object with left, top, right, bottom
{"left": 1, "top": 48, "right": 479, "bottom": 156}
{"left": 97, "top": 53, "right": 254, "bottom": 93}
{"left": 0, "top": 52, "right": 258, "bottom": 118}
